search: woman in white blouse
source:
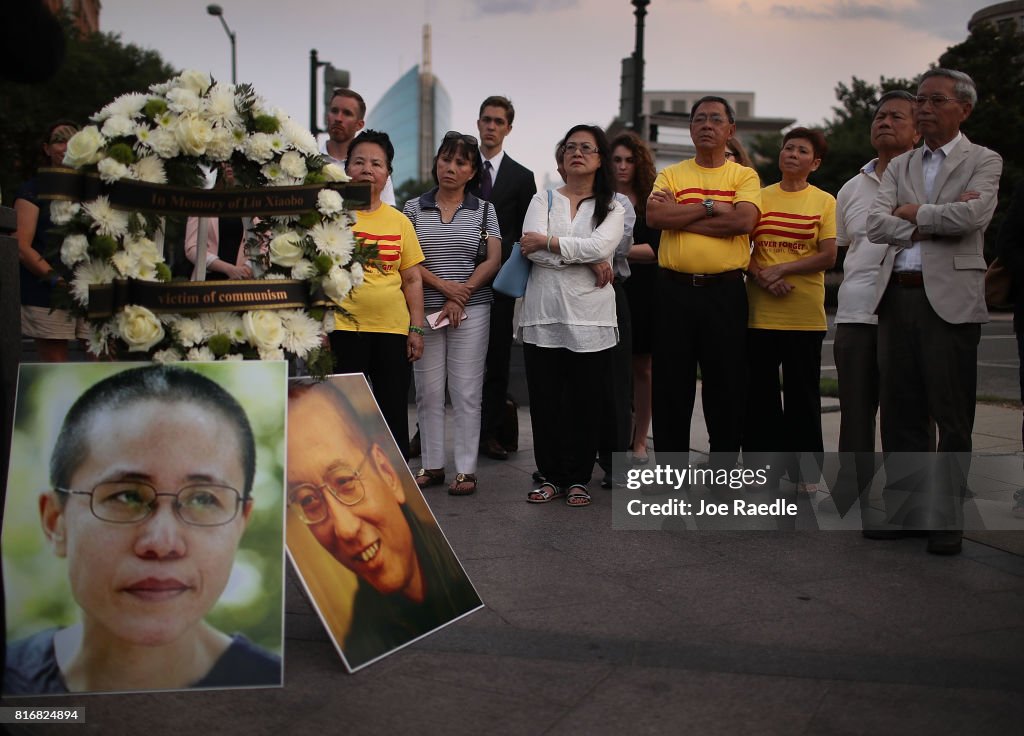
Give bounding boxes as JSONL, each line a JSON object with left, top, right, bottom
{"left": 518, "top": 125, "right": 625, "bottom": 507}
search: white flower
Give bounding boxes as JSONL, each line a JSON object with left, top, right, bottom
{"left": 172, "top": 317, "right": 205, "bottom": 347}
{"left": 269, "top": 133, "right": 286, "bottom": 154}
{"left": 60, "top": 234, "right": 90, "bottom": 268}
{"left": 290, "top": 259, "right": 316, "bottom": 280}
{"left": 280, "top": 151, "right": 307, "bottom": 179}
{"left": 166, "top": 86, "right": 202, "bottom": 115}
{"left": 97, "top": 157, "right": 132, "bottom": 184}
{"left": 199, "top": 312, "right": 247, "bottom": 343}
{"left": 349, "top": 261, "right": 364, "bottom": 287}
{"left": 309, "top": 221, "right": 354, "bottom": 262}
{"left": 261, "top": 161, "right": 285, "bottom": 182}
{"left": 186, "top": 346, "right": 217, "bottom": 362}
{"left": 85, "top": 323, "right": 114, "bottom": 357}
{"left": 101, "top": 114, "right": 136, "bottom": 139}
{"left": 112, "top": 235, "right": 162, "bottom": 279}
{"left": 279, "top": 310, "right": 323, "bottom": 356}
{"left": 70, "top": 259, "right": 118, "bottom": 306}
{"left": 132, "top": 156, "right": 167, "bottom": 184}
{"left": 283, "top": 118, "right": 318, "bottom": 156}
{"left": 221, "top": 353, "right": 243, "bottom": 361}
{"left": 268, "top": 231, "right": 305, "bottom": 267}
{"left": 49, "top": 201, "right": 80, "bottom": 225}
{"left": 93, "top": 92, "right": 148, "bottom": 122}
{"left": 317, "top": 189, "right": 344, "bottom": 216}
{"left": 155, "top": 111, "right": 177, "bottom": 128}
{"left": 206, "top": 83, "right": 243, "bottom": 129}
{"left": 175, "top": 114, "right": 214, "bottom": 156}
{"left": 176, "top": 70, "right": 212, "bottom": 96}
{"left": 243, "top": 133, "right": 275, "bottom": 163}
{"left": 83, "top": 196, "right": 130, "bottom": 238}
{"left": 322, "top": 265, "right": 353, "bottom": 303}
{"left": 321, "top": 162, "right": 349, "bottom": 182}
{"left": 63, "top": 126, "right": 105, "bottom": 168}
{"left": 116, "top": 305, "right": 165, "bottom": 352}
{"left": 147, "top": 126, "right": 180, "bottom": 158}
{"left": 258, "top": 347, "right": 286, "bottom": 361}
{"left": 153, "top": 348, "right": 183, "bottom": 363}
{"left": 243, "top": 310, "right": 285, "bottom": 351}
{"left": 205, "top": 128, "right": 236, "bottom": 161}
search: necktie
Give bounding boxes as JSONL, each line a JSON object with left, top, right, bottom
{"left": 480, "top": 160, "right": 493, "bottom": 200}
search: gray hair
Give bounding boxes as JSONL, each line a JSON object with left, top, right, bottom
{"left": 919, "top": 68, "right": 977, "bottom": 106}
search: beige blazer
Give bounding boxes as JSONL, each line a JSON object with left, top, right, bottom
{"left": 866, "top": 134, "right": 1002, "bottom": 324}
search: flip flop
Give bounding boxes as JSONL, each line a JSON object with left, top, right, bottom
{"left": 415, "top": 468, "right": 445, "bottom": 488}
{"left": 527, "top": 482, "right": 564, "bottom": 504}
{"left": 448, "top": 473, "right": 477, "bottom": 496}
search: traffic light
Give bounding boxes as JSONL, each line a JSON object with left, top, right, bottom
{"left": 323, "top": 64, "right": 350, "bottom": 109}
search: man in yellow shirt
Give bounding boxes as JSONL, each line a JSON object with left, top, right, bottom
{"left": 647, "top": 97, "right": 761, "bottom": 467}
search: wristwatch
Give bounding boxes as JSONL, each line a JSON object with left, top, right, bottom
{"left": 703, "top": 199, "right": 715, "bottom": 218}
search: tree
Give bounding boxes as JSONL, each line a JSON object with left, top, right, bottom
{"left": 0, "top": 12, "right": 176, "bottom": 205}
{"left": 393, "top": 177, "right": 436, "bottom": 210}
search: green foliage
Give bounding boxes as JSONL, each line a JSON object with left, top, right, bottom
{"left": 0, "top": 12, "right": 176, "bottom": 205}
{"left": 394, "top": 177, "right": 436, "bottom": 210}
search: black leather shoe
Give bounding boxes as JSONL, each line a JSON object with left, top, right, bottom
{"left": 481, "top": 438, "right": 509, "bottom": 460}
{"left": 927, "top": 530, "right": 963, "bottom": 555}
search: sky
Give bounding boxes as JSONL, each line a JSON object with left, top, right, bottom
{"left": 100, "top": 0, "right": 987, "bottom": 186}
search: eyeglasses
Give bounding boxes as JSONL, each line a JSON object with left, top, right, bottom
{"left": 563, "top": 142, "right": 599, "bottom": 155}
{"left": 56, "top": 482, "right": 245, "bottom": 527}
{"left": 288, "top": 453, "right": 371, "bottom": 525}
{"left": 724, "top": 150, "right": 737, "bottom": 161}
{"left": 912, "top": 94, "right": 960, "bottom": 107}
{"left": 691, "top": 114, "right": 730, "bottom": 126}
{"left": 444, "top": 130, "right": 479, "bottom": 147}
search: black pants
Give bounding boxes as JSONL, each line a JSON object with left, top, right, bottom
{"left": 834, "top": 323, "right": 880, "bottom": 509}
{"left": 652, "top": 271, "right": 747, "bottom": 463}
{"left": 524, "top": 343, "right": 613, "bottom": 487}
{"left": 598, "top": 281, "right": 633, "bottom": 475}
{"left": 480, "top": 293, "right": 515, "bottom": 444}
{"left": 743, "top": 328, "right": 825, "bottom": 483}
{"left": 329, "top": 330, "right": 411, "bottom": 459}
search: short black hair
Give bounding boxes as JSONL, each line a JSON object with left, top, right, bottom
{"left": 346, "top": 129, "right": 394, "bottom": 175}
{"left": 50, "top": 365, "right": 257, "bottom": 499}
{"left": 783, "top": 126, "right": 828, "bottom": 161}
{"left": 431, "top": 133, "right": 482, "bottom": 190}
{"left": 690, "top": 96, "right": 735, "bottom": 123}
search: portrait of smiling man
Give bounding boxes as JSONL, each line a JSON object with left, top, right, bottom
{"left": 286, "top": 375, "right": 482, "bottom": 671}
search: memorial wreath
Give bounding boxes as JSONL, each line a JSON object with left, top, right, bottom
{"left": 44, "top": 70, "right": 371, "bottom": 376}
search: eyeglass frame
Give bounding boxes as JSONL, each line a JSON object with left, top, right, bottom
{"left": 912, "top": 94, "right": 963, "bottom": 107}
{"left": 287, "top": 451, "right": 373, "bottom": 525}
{"left": 563, "top": 142, "right": 600, "bottom": 155}
{"left": 54, "top": 482, "right": 247, "bottom": 527}
{"left": 443, "top": 130, "right": 479, "bottom": 148}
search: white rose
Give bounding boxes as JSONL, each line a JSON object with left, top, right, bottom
{"left": 101, "top": 115, "right": 135, "bottom": 139}
{"left": 49, "top": 201, "right": 80, "bottom": 225}
{"left": 242, "top": 311, "right": 285, "bottom": 352}
{"left": 175, "top": 114, "right": 214, "bottom": 156}
{"left": 268, "top": 231, "right": 305, "bottom": 267}
{"left": 280, "top": 151, "right": 307, "bottom": 179}
{"left": 321, "top": 163, "right": 349, "bottom": 182}
{"left": 349, "top": 261, "right": 364, "bottom": 287}
{"left": 63, "top": 126, "right": 105, "bottom": 168}
{"left": 60, "top": 234, "right": 90, "bottom": 268}
{"left": 177, "top": 70, "right": 212, "bottom": 96}
{"left": 116, "top": 305, "right": 165, "bottom": 352}
{"left": 322, "top": 265, "right": 353, "bottom": 303}
{"left": 317, "top": 189, "right": 344, "bottom": 216}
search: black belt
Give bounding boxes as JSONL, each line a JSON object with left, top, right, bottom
{"left": 664, "top": 269, "right": 744, "bottom": 287}
{"left": 890, "top": 271, "right": 924, "bottom": 288}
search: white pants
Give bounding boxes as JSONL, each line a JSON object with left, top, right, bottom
{"left": 414, "top": 302, "right": 491, "bottom": 474}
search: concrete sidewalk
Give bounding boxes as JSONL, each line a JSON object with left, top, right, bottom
{"left": 7, "top": 396, "right": 1024, "bottom": 735}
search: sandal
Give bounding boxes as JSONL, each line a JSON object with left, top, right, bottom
{"left": 415, "top": 468, "right": 445, "bottom": 488}
{"left": 448, "top": 473, "right": 477, "bottom": 496}
{"left": 527, "top": 482, "right": 564, "bottom": 504}
{"left": 566, "top": 484, "right": 592, "bottom": 507}
{"left": 796, "top": 482, "right": 820, "bottom": 495}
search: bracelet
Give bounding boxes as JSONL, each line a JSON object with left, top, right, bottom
{"left": 409, "top": 325, "right": 424, "bottom": 336}
{"left": 546, "top": 235, "right": 553, "bottom": 252}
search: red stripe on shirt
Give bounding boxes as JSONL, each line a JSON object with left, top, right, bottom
{"left": 354, "top": 231, "right": 402, "bottom": 241}
{"left": 761, "top": 211, "right": 821, "bottom": 221}
{"left": 757, "top": 218, "right": 817, "bottom": 231}
{"left": 676, "top": 187, "right": 737, "bottom": 198}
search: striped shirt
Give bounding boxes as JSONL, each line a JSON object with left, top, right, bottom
{"left": 403, "top": 189, "right": 500, "bottom": 310}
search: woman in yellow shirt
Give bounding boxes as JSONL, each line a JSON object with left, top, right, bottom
{"left": 745, "top": 128, "right": 837, "bottom": 493}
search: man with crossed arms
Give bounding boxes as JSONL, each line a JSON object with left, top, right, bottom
{"left": 866, "top": 69, "right": 1001, "bottom": 555}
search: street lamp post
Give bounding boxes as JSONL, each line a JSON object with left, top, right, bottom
{"left": 206, "top": 4, "right": 237, "bottom": 85}
{"left": 631, "top": 0, "right": 650, "bottom": 132}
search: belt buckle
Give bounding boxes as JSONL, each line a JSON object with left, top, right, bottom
{"left": 692, "top": 273, "right": 708, "bottom": 287}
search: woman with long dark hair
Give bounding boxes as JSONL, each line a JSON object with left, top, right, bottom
{"left": 518, "top": 125, "right": 625, "bottom": 507}
{"left": 610, "top": 132, "right": 661, "bottom": 466}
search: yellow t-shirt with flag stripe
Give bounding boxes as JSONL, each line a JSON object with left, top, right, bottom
{"left": 747, "top": 183, "right": 837, "bottom": 331}
{"left": 654, "top": 159, "right": 762, "bottom": 274}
